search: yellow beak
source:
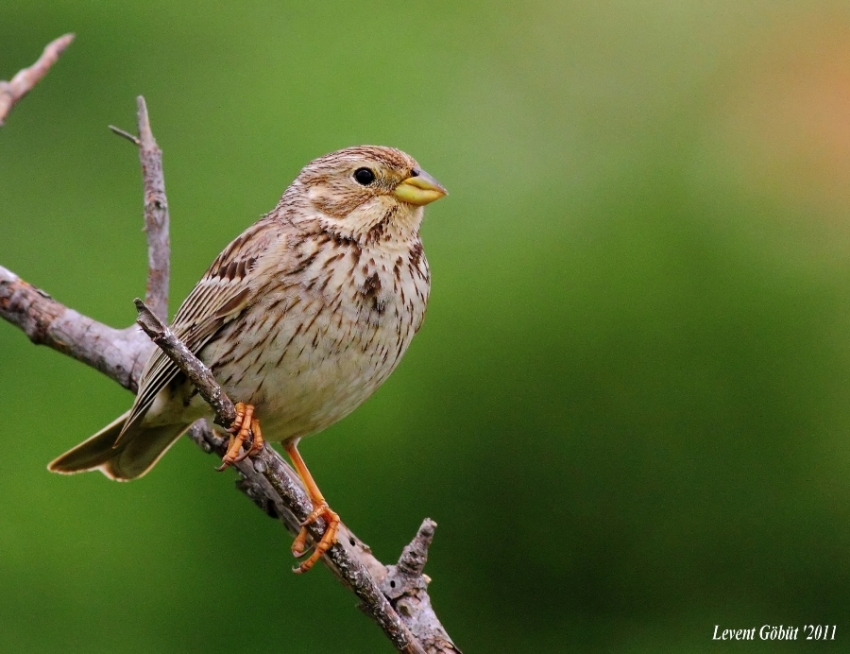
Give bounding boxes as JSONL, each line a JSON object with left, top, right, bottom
{"left": 393, "top": 169, "right": 448, "bottom": 206}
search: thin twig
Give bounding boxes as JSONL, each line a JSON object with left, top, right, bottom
{"left": 108, "top": 125, "right": 140, "bottom": 145}
{"left": 137, "top": 97, "right": 170, "bottom": 323}
{"left": 135, "top": 299, "right": 236, "bottom": 427}
{"left": 110, "top": 98, "right": 170, "bottom": 323}
{"left": 0, "top": 34, "right": 75, "bottom": 126}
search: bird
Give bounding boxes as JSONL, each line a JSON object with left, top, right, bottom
{"left": 48, "top": 145, "right": 447, "bottom": 573}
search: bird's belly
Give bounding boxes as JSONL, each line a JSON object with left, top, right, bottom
{"left": 205, "top": 290, "right": 418, "bottom": 442}
{"left": 253, "top": 342, "right": 387, "bottom": 439}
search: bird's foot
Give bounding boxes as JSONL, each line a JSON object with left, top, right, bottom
{"left": 284, "top": 440, "right": 339, "bottom": 573}
{"left": 291, "top": 501, "right": 340, "bottom": 574}
{"left": 216, "top": 402, "right": 264, "bottom": 471}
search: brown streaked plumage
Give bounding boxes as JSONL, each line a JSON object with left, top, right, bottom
{"left": 49, "top": 146, "right": 447, "bottom": 572}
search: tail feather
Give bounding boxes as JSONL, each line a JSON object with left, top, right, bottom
{"left": 48, "top": 411, "right": 188, "bottom": 481}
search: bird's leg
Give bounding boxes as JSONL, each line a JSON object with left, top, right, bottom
{"left": 216, "top": 402, "right": 263, "bottom": 471}
{"left": 285, "top": 440, "right": 340, "bottom": 574}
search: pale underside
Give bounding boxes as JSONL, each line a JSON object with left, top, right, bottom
{"left": 136, "top": 207, "right": 431, "bottom": 445}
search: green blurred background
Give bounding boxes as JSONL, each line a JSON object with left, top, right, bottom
{"left": 3, "top": 1, "right": 850, "bottom": 652}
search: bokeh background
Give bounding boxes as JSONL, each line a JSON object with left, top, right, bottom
{"left": 3, "top": 2, "right": 850, "bottom": 652}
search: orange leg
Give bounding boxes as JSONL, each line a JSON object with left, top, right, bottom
{"left": 216, "top": 402, "right": 264, "bottom": 471}
{"left": 285, "top": 440, "right": 340, "bottom": 574}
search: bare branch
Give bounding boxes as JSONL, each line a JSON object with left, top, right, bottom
{"left": 133, "top": 299, "right": 439, "bottom": 654}
{"left": 1, "top": 60, "right": 460, "bottom": 652}
{"left": 1, "top": 261, "right": 460, "bottom": 653}
{"left": 397, "top": 519, "right": 437, "bottom": 578}
{"left": 111, "top": 98, "right": 170, "bottom": 323}
{"left": 384, "top": 520, "right": 461, "bottom": 654}
{"left": 0, "top": 34, "right": 75, "bottom": 126}
{"left": 135, "top": 299, "right": 236, "bottom": 427}
{"left": 137, "top": 98, "right": 170, "bottom": 322}
{"left": 0, "top": 265, "right": 151, "bottom": 393}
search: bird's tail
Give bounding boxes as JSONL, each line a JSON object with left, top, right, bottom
{"left": 48, "top": 411, "right": 188, "bottom": 481}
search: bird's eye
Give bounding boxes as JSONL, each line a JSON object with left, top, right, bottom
{"left": 353, "top": 168, "right": 376, "bottom": 186}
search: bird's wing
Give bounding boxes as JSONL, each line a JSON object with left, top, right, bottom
{"left": 120, "top": 219, "right": 283, "bottom": 436}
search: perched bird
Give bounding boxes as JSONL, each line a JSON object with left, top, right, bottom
{"left": 49, "top": 146, "right": 446, "bottom": 572}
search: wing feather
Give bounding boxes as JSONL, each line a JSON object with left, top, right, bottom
{"left": 120, "top": 220, "right": 281, "bottom": 436}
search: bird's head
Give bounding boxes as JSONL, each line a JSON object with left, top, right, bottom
{"left": 287, "top": 146, "right": 447, "bottom": 244}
